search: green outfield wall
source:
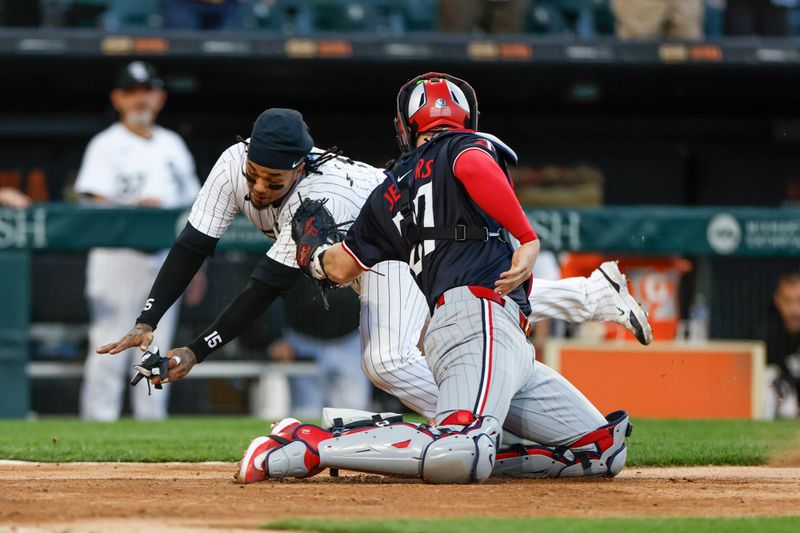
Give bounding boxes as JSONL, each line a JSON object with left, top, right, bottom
{"left": 1, "top": 204, "right": 798, "bottom": 255}
{"left": 1, "top": 204, "right": 799, "bottom": 417}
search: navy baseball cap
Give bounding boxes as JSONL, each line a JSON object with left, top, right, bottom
{"left": 248, "top": 108, "right": 314, "bottom": 170}
{"left": 115, "top": 61, "right": 164, "bottom": 91}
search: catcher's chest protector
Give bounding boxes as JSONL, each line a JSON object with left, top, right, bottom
{"left": 378, "top": 131, "right": 530, "bottom": 315}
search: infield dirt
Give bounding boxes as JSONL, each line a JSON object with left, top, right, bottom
{"left": 1, "top": 463, "right": 799, "bottom": 532}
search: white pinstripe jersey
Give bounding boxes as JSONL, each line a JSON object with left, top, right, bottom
{"left": 188, "top": 141, "right": 386, "bottom": 267}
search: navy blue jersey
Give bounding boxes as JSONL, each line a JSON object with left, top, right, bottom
{"left": 343, "top": 131, "right": 532, "bottom": 315}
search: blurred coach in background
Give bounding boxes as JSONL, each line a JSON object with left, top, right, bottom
{"left": 75, "top": 61, "right": 203, "bottom": 421}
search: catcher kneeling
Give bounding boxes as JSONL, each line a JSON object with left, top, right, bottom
{"left": 234, "top": 72, "right": 632, "bottom": 485}
{"left": 236, "top": 407, "right": 630, "bottom": 484}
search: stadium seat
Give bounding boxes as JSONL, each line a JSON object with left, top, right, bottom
{"left": 593, "top": 2, "right": 615, "bottom": 36}
{"left": 790, "top": 7, "right": 800, "bottom": 36}
{"left": 241, "top": 0, "right": 313, "bottom": 33}
{"left": 402, "top": 0, "right": 437, "bottom": 32}
{"left": 526, "top": 2, "right": 567, "bottom": 35}
{"left": 526, "top": 0, "right": 613, "bottom": 37}
{"left": 43, "top": 0, "right": 113, "bottom": 28}
{"left": 310, "top": 0, "right": 404, "bottom": 34}
{"left": 704, "top": 0, "right": 725, "bottom": 37}
{"left": 102, "top": 0, "right": 162, "bottom": 30}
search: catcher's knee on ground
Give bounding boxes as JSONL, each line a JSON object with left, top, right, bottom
{"left": 493, "top": 410, "right": 632, "bottom": 478}
{"left": 262, "top": 409, "right": 500, "bottom": 484}
{"left": 419, "top": 412, "right": 500, "bottom": 483}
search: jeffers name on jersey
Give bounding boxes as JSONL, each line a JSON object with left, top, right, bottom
{"left": 343, "top": 131, "right": 532, "bottom": 315}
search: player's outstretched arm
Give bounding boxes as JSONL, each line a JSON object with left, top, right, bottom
{"left": 96, "top": 323, "right": 155, "bottom": 354}
{"left": 95, "top": 223, "right": 218, "bottom": 355}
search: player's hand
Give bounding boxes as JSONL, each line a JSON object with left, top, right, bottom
{"left": 96, "top": 323, "right": 155, "bottom": 355}
{"left": 495, "top": 239, "right": 540, "bottom": 297}
{"left": 0, "top": 187, "right": 32, "bottom": 209}
{"left": 136, "top": 197, "right": 161, "bottom": 207}
{"left": 151, "top": 347, "right": 197, "bottom": 386}
{"left": 268, "top": 339, "right": 295, "bottom": 362}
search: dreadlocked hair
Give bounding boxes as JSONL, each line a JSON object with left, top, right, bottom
{"left": 304, "top": 146, "right": 348, "bottom": 174}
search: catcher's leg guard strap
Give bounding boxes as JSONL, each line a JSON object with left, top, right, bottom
{"left": 321, "top": 407, "right": 405, "bottom": 431}
{"left": 494, "top": 410, "right": 631, "bottom": 478}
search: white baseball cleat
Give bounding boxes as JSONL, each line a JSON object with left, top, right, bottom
{"left": 235, "top": 417, "right": 301, "bottom": 484}
{"left": 597, "top": 261, "right": 653, "bottom": 345}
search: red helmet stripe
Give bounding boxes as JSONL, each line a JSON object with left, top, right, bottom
{"left": 409, "top": 79, "right": 470, "bottom": 133}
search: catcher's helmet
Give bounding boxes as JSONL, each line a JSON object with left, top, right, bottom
{"left": 394, "top": 72, "right": 479, "bottom": 153}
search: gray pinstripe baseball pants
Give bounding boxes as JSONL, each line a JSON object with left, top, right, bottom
{"left": 425, "top": 286, "right": 606, "bottom": 446}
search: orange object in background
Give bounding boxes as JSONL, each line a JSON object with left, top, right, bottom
{"left": 561, "top": 253, "right": 692, "bottom": 341}
{"left": 543, "top": 341, "right": 766, "bottom": 419}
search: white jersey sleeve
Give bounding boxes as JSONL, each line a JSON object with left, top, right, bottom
{"left": 187, "top": 144, "right": 245, "bottom": 238}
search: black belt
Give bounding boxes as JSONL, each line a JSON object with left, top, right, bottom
{"left": 411, "top": 225, "right": 507, "bottom": 243}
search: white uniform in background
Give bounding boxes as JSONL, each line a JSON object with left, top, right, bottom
{"left": 284, "top": 328, "right": 368, "bottom": 418}
{"left": 77, "top": 123, "right": 199, "bottom": 421}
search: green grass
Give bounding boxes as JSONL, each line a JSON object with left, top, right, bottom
{"left": 0, "top": 417, "right": 797, "bottom": 465}
{"left": 264, "top": 517, "right": 800, "bottom": 533}
{"left": 628, "top": 419, "right": 799, "bottom": 466}
{"left": 0, "top": 417, "right": 270, "bottom": 462}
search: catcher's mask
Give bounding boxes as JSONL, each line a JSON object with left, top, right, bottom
{"left": 394, "top": 72, "right": 479, "bottom": 153}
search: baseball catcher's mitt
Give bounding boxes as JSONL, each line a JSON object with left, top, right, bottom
{"left": 130, "top": 346, "right": 169, "bottom": 395}
{"left": 290, "top": 197, "right": 345, "bottom": 279}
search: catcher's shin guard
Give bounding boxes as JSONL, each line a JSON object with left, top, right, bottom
{"left": 493, "top": 410, "right": 632, "bottom": 478}
{"left": 262, "top": 410, "right": 499, "bottom": 484}
{"left": 263, "top": 424, "right": 331, "bottom": 479}
{"left": 318, "top": 410, "right": 500, "bottom": 484}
